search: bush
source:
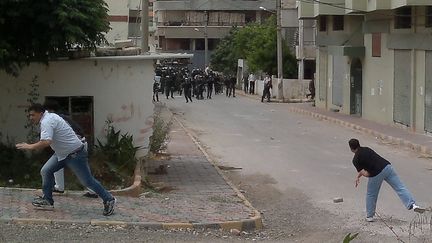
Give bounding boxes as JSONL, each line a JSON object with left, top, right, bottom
{"left": 90, "top": 120, "right": 140, "bottom": 188}
{"left": 0, "top": 140, "right": 48, "bottom": 187}
{"left": 149, "top": 112, "right": 170, "bottom": 154}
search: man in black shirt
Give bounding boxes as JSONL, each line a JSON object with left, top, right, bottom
{"left": 349, "top": 138, "right": 425, "bottom": 222}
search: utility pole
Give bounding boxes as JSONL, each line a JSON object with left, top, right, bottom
{"left": 141, "top": 0, "right": 149, "bottom": 53}
{"left": 204, "top": 10, "right": 209, "bottom": 68}
{"left": 276, "top": 0, "right": 284, "bottom": 101}
{"left": 298, "top": 19, "right": 304, "bottom": 100}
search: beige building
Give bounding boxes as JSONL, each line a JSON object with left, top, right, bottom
{"left": 0, "top": 54, "right": 192, "bottom": 157}
{"left": 298, "top": 0, "right": 432, "bottom": 134}
{"left": 153, "top": 0, "right": 276, "bottom": 68}
{"left": 104, "top": 0, "right": 158, "bottom": 51}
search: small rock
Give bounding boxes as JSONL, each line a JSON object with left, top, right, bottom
{"left": 333, "top": 197, "right": 343, "bottom": 203}
{"left": 230, "top": 229, "right": 241, "bottom": 235}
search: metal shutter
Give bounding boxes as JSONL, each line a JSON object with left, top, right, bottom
{"left": 425, "top": 51, "right": 432, "bottom": 132}
{"left": 318, "top": 49, "right": 327, "bottom": 101}
{"left": 332, "top": 55, "right": 345, "bottom": 107}
{"left": 393, "top": 50, "right": 411, "bottom": 126}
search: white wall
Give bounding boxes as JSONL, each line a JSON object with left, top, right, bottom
{"left": 255, "top": 78, "right": 309, "bottom": 100}
{"left": 0, "top": 58, "right": 155, "bottom": 157}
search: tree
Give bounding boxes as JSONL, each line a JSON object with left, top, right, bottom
{"left": 0, "top": 0, "right": 110, "bottom": 76}
{"left": 210, "top": 16, "right": 297, "bottom": 78}
{"left": 210, "top": 28, "right": 239, "bottom": 76}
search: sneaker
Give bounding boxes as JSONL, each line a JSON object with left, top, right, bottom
{"left": 366, "top": 217, "right": 375, "bottom": 222}
{"left": 103, "top": 198, "right": 116, "bottom": 216}
{"left": 32, "top": 196, "right": 54, "bottom": 210}
{"left": 412, "top": 204, "right": 426, "bottom": 214}
{"left": 52, "top": 188, "right": 64, "bottom": 194}
{"left": 83, "top": 191, "right": 98, "bottom": 198}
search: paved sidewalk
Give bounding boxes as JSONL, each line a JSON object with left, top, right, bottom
{"left": 0, "top": 115, "right": 261, "bottom": 231}
{"left": 239, "top": 90, "right": 432, "bottom": 156}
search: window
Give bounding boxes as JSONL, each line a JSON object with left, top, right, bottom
{"left": 333, "top": 16, "right": 344, "bottom": 31}
{"left": 395, "top": 7, "right": 411, "bottom": 29}
{"left": 372, "top": 33, "right": 381, "bottom": 57}
{"left": 426, "top": 7, "right": 432, "bottom": 28}
{"left": 45, "top": 96, "right": 94, "bottom": 146}
{"left": 319, "top": 16, "right": 327, "bottom": 32}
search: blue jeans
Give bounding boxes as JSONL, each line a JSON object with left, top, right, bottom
{"left": 366, "top": 165, "right": 415, "bottom": 217}
{"left": 40, "top": 147, "right": 113, "bottom": 204}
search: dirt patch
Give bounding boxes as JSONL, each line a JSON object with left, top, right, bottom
{"left": 223, "top": 171, "right": 412, "bottom": 242}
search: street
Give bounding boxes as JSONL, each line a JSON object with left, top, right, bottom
{"left": 166, "top": 93, "right": 432, "bottom": 242}
{"left": 2, "top": 93, "right": 432, "bottom": 243}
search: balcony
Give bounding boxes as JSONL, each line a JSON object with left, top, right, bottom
{"left": 155, "top": 25, "right": 237, "bottom": 39}
{"left": 367, "top": 0, "right": 392, "bottom": 11}
{"left": 296, "top": 45, "right": 317, "bottom": 59}
{"left": 153, "top": 0, "right": 276, "bottom": 11}
{"left": 314, "top": 0, "right": 345, "bottom": 16}
{"left": 345, "top": 0, "right": 367, "bottom": 14}
{"left": 392, "top": 0, "right": 432, "bottom": 9}
{"left": 297, "top": 1, "right": 315, "bottom": 19}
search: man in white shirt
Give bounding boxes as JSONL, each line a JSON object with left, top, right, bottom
{"left": 248, "top": 73, "right": 256, "bottom": 94}
{"left": 16, "top": 103, "right": 116, "bottom": 216}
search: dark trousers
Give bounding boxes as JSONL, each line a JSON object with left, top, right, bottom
{"left": 261, "top": 88, "right": 271, "bottom": 102}
{"left": 184, "top": 89, "right": 192, "bottom": 102}
{"left": 207, "top": 85, "right": 213, "bottom": 99}
{"left": 153, "top": 91, "right": 159, "bottom": 102}
{"left": 249, "top": 81, "right": 255, "bottom": 94}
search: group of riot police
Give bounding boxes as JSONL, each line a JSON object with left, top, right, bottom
{"left": 153, "top": 64, "right": 238, "bottom": 103}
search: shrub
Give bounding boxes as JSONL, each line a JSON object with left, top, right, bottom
{"left": 91, "top": 120, "right": 140, "bottom": 188}
{"left": 149, "top": 112, "right": 170, "bottom": 153}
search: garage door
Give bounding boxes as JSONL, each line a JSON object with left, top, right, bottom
{"left": 393, "top": 50, "right": 411, "bottom": 126}
{"left": 332, "top": 55, "right": 345, "bottom": 107}
{"left": 425, "top": 51, "right": 432, "bottom": 132}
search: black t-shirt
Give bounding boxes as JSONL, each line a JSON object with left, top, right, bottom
{"left": 352, "top": 147, "right": 390, "bottom": 177}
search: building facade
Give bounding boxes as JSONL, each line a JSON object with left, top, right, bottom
{"left": 104, "top": 0, "right": 158, "bottom": 51}
{"left": 153, "top": 0, "right": 276, "bottom": 68}
{"left": 298, "top": 0, "right": 432, "bottom": 134}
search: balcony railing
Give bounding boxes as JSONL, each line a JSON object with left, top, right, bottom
{"left": 156, "top": 21, "right": 246, "bottom": 27}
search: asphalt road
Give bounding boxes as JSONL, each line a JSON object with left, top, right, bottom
{"left": 166, "top": 93, "right": 432, "bottom": 240}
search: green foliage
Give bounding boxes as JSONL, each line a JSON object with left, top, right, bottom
{"left": 210, "top": 28, "right": 239, "bottom": 76}
{"left": 149, "top": 113, "right": 170, "bottom": 153}
{"left": 0, "top": 0, "right": 110, "bottom": 76}
{"left": 24, "top": 75, "right": 40, "bottom": 143}
{"left": 210, "top": 16, "right": 297, "bottom": 78}
{"left": 0, "top": 140, "right": 48, "bottom": 188}
{"left": 343, "top": 233, "right": 359, "bottom": 243}
{"left": 91, "top": 120, "right": 140, "bottom": 187}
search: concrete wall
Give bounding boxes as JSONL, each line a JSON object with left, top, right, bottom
{"left": 362, "top": 33, "right": 394, "bottom": 125}
{"left": 0, "top": 58, "right": 155, "bottom": 157}
{"left": 105, "top": 0, "right": 130, "bottom": 44}
{"left": 255, "top": 78, "right": 309, "bottom": 100}
{"left": 314, "top": 6, "right": 432, "bottom": 133}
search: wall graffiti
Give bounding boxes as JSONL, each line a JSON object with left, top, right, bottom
{"left": 108, "top": 103, "right": 135, "bottom": 123}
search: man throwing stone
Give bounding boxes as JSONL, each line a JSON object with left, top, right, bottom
{"left": 16, "top": 103, "right": 116, "bottom": 216}
{"left": 348, "top": 138, "right": 424, "bottom": 222}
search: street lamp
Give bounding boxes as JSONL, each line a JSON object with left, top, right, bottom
{"left": 260, "top": 2, "right": 283, "bottom": 101}
{"left": 194, "top": 11, "right": 209, "bottom": 69}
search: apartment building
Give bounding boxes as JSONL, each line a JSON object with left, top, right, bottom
{"left": 104, "top": 0, "right": 157, "bottom": 50}
{"left": 153, "top": 0, "right": 276, "bottom": 68}
{"left": 298, "top": 0, "right": 432, "bottom": 134}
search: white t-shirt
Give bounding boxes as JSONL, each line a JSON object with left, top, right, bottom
{"left": 40, "top": 111, "right": 83, "bottom": 161}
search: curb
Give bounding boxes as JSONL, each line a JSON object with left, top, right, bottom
{"left": 110, "top": 159, "right": 142, "bottom": 197}
{"left": 286, "top": 106, "right": 432, "bottom": 157}
{"left": 172, "top": 115, "right": 263, "bottom": 231}
{"left": 238, "top": 89, "right": 432, "bottom": 156}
